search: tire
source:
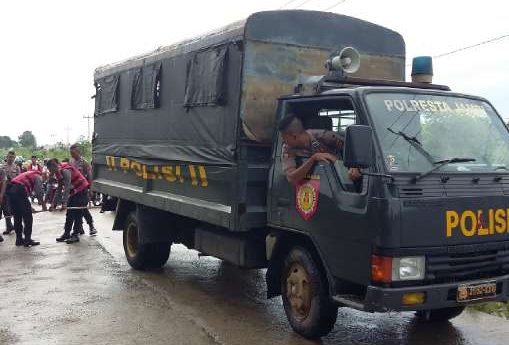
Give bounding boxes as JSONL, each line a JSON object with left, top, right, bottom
{"left": 281, "top": 246, "right": 338, "bottom": 339}
{"left": 123, "top": 212, "right": 171, "bottom": 270}
{"left": 415, "top": 306, "right": 465, "bottom": 322}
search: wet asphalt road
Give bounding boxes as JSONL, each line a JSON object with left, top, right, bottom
{"left": 1, "top": 209, "right": 509, "bottom": 345}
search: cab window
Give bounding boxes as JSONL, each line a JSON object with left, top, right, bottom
{"left": 284, "top": 97, "right": 364, "bottom": 193}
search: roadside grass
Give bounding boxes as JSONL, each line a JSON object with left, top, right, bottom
{"left": 470, "top": 302, "right": 509, "bottom": 318}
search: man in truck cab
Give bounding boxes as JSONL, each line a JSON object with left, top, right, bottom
{"left": 278, "top": 113, "right": 362, "bottom": 186}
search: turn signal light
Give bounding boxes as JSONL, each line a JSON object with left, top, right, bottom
{"left": 402, "top": 292, "right": 426, "bottom": 306}
{"left": 371, "top": 255, "right": 392, "bottom": 283}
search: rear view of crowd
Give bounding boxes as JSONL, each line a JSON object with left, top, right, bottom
{"left": 0, "top": 144, "right": 97, "bottom": 246}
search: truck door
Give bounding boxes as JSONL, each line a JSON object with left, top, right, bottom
{"left": 268, "top": 96, "right": 372, "bottom": 285}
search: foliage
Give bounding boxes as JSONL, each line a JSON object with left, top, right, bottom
{"left": 470, "top": 303, "right": 509, "bottom": 319}
{"left": 1, "top": 130, "right": 92, "bottom": 163}
{"left": 0, "top": 136, "right": 15, "bottom": 149}
{"left": 0, "top": 141, "right": 92, "bottom": 163}
{"left": 18, "top": 130, "right": 37, "bottom": 148}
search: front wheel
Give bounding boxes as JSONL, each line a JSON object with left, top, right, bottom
{"left": 281, "top": 246, "right": 338, "bottom": 339}
{"left": 415, "top": 306, "right": 465, "bottom": 322}
{"left": 123, "top": 212, "right": 171, "bottom": 270}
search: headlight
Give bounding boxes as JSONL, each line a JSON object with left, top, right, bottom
{"left": 392, "top": 256, "right": 425, "bottom": 281}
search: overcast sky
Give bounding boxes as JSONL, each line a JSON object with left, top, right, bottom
{"left": 1, "top": 0, "right": 508, "bottom": 145}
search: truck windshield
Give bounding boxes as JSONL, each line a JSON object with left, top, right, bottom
{"left": 365, "top": 92, "right": 509, "bottom": 173}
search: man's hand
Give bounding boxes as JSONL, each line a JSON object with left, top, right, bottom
{"left": 311, "top": 152, "right": 337, "bottom": 163}
{"left": 348, "top": 168, "right": 362, "bottom": 181}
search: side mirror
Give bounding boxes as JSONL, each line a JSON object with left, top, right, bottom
{"left": 343, "top": 125, "right": 374, "bottom": 169}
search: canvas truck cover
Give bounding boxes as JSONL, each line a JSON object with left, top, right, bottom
{"left": 93, "top": 10, "right": 405, "bottom": 166}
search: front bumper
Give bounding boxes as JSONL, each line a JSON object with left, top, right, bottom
{"left": 363, "top": 274, "right": 509, "bottom": 312}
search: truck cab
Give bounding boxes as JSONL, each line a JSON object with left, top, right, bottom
{"left": 266, "top": 81, "right": 509, "bottom": 337}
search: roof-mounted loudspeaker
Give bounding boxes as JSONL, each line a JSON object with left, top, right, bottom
{"left": 326, "top": 47, "right": 360, "bottom": 74}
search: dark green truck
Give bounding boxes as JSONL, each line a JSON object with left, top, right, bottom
{"left": 92, "top": 10, "right": 509, "bottom": 338}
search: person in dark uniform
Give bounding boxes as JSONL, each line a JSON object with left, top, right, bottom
{"left": 69, "top": 144, "right": 97, "bottom": 236}
{"left": 278, "top": 113, "right": 362, "bottom": 186}
{"left": 0, "top": 167, "right": 6, "bottom": 243}
{"left": 2, "top": 150, "right": 21, "bottom": 235}
{"left": 46, "top": 159, "right": 90, "bottom": 244}
{"left": 7, "top": 170, "right": 46, "bottom": 246}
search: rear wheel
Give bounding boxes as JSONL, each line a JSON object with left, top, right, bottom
{"left": 281, "top": 246, "right": 338, "bottom": 339}
{"left": 123, "top": 212, "right": 171, "bottom": 270}
{"left": 416, "top": 306, "right": 465, "bottom": 322}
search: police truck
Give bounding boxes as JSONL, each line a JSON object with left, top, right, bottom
{"left": 91, "top": 10, "right": 509, "bottom": 339}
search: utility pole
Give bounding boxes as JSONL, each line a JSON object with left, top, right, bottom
{"left": 64, "top": 127, "right": 71, "bottom": 146}
{"left": 83, "top": 114, "right": 93, "bottom": 142}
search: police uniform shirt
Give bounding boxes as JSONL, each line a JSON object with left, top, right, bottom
{"left": 1, "top": 162, "right": 20, "bottom": 180}
{"left": 281, "top": 129, "right": 344, "bottom": 172}
{"left": 0, "top": 166, "right": 6, "bottom": 183}
{"left": 70, "top": 156, "right": 92, "bottom": 182}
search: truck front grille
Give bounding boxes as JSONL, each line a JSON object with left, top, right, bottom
{"left": 427, "top": 248, "right": 509, "bottom": 283}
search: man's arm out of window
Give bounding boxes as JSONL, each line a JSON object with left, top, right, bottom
{"left": 285, "top": 153, "right": 337, "bottom": 185}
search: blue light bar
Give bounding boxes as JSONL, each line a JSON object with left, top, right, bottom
{"left": 411, "top": 56, "right": 433, "bottom": 76}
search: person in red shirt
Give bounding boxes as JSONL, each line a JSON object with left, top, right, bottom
{"left": 26, "top": 155, "right": 43, "bottom": 173}
{"left": 6, "top": 170, "right": 47, "bottom": 246}
{"left": 46, "top": 159, "right": 90, "bottom": 244}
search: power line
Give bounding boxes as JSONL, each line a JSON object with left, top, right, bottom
{"left": 295, "top": 0, "right": 315, "bottom": 8}
{"left": 278, "top": 0, "right": 299, "bottom": 8}
{"left": 323, "top": 0, "right": 348, "bottom": 11}
{"left": 406, "top": 33, "right": 509, "bottom": 66}
{"left": 433, "top": 34, "right": 509, "bottom": 58}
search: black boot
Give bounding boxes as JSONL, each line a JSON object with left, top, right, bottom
{"left": 56, "top": 232, "right": 71, "bottom": 242}
{"left": 6, "top": 217, "right": 14, "bottom": 230}
{"left": 66, "top": 233, "right": 80, "bottom": 244}
{"left": 15, "top": 236, "right": 24, "bottom": 246}
{"left": 74, "top": 224, "right": 85, "bottom": 235}
{"left": 0, "top": 234, "right": 3, "bottom": 243}
{"left": 3, "top": 218, "right": 14, "bottom": 235}
{"left": 24, "top": 239, "right": 40, "bottom": 247}
{"left": 89, "top": 224, "right": 97, "bottom": 236}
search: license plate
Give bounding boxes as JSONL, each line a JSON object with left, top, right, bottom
{"left": 457, "top": 281, "right": 497, "bottom": 302}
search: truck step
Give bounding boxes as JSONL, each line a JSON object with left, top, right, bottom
{"left": 332, "top": 294, "right": 365, "bottom": 311}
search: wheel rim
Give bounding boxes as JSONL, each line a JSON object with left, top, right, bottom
{"left": 286, "top": 262, "right": 312, "bottom": 321}
{"left": 126, "top": 222, "right": 139, "bottom": 258}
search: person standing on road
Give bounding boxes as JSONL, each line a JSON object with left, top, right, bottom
{"left": 0, "top": 167, "right": 7, "bottom": 243}
{"left": 1, "top": 151, "right": 20, "bottom": 235}
{"left": 47, "top": 159, "right": 90, "bottom": 244}
{"left": 7, "top": 170, "right": 46, "bottom": 247}
{"left": 69, "top": 144, "right": 97, "bottom": 236}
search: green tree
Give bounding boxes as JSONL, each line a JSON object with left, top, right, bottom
{"left": 18, "top": 131, "right": 37, "bottom": 148}
{"left": 0, "top": 136, "right": 14, "bottom": 149}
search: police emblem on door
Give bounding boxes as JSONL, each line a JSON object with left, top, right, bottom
{"left": 296, "top": 179, "right": 320, "bottom": 220}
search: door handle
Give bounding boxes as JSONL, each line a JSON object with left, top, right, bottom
{"left": 277, "top": 197, "right": 291, "bottom": 206}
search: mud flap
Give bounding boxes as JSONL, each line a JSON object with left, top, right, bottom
{"left": 136, "top": 204, "right": 175, "bottom": 244}
{"left": 266, "top": 233, "right": 284, "bottom": 298}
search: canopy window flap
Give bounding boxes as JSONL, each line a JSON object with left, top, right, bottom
{"left": 184, "top": 45, "right": 228, "bottom": 107}
{"left": 131, "top": 63, "right": 162, "bottom": 110}
{"left": 95, "top": 75, "right": 119, "bottom": 115}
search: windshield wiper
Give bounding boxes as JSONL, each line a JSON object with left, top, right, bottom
{"left": 413, "top": 157, "right": 477, "bottom": 182}
{"left": 386, "top": 127, "right": 435, "bottom": 163}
